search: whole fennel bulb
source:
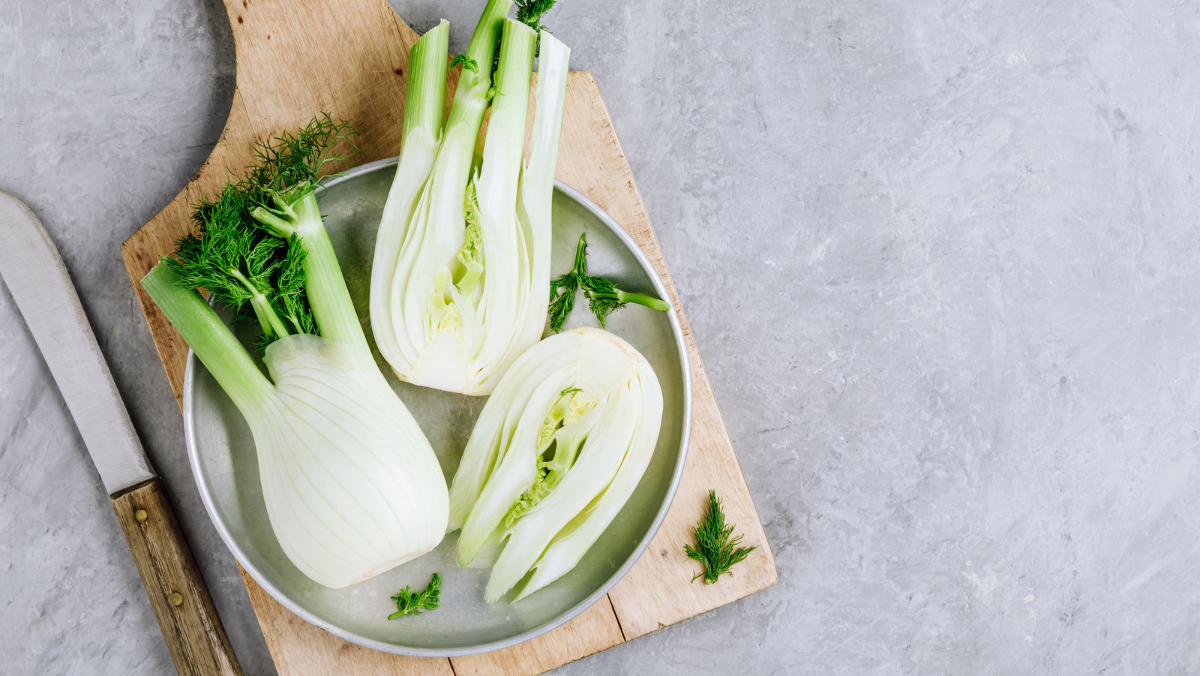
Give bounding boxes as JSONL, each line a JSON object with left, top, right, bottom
{"left": 142, "top": 116, "right": 448, "bottom": 589}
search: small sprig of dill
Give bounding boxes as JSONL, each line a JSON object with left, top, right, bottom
{"left": 684, "top": 490, "right": 757, "bottom": 585}
{"left": 388, "top": 573, "right": 442, "bottom": 619}
{"left": 547, "top": 233, "right": 670, "bottom": 332}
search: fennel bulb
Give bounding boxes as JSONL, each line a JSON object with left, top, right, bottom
{"left": 370, "top": 1, "right": 571, "bottom": 395}
{"left": 447, "top": 327, "right": 663, "bottom": 602}
{"left": 142, "top": 117, "right": 448, "bottom": 589}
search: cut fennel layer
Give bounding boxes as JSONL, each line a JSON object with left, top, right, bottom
{"left": 447, "top": 327, "right": 663, "bottom": 602}
{"left": 370, "top": 2, "right": 571, "bottom": 396}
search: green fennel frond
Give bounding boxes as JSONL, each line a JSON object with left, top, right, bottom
{"left": 388, "top": 573, "right": 442, "bottom": 619}
{"left": 515, "top": 0, "right": 556, "bottom": 32}
{"left": 246, "top": 113, "right": 360, "bottom": 198}
{"left": 273, "top": 236, "right": 315, "bottom": 336}
{"left": 168, "top": 113, "right": 359, "bottom": 347}
{"left": 515, "top": 0, "right": 556, "bottom": 56}
{"left": 579, "top": 275, "right": 622, "bottom": 327}
{"left": 546, "top": 233, "right": 669, "bottom": 331}
{"left": 581, "top": 274, "right": 671, "bottom": 329}
{"left": 450, "top": 53, "right": 479, "bottom": 73}
{"left": 547, "top": 233, "right": 588, "bottom": 333}
{"left": 684, "top": 490, "right": 757, "bottom": 585}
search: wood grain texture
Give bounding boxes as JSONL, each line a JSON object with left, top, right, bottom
{"left": 119, "top": 0, "right": 777, "bottom": 673}
{"left": 112, "top": 478, "right": 243, "bottom": 676}
{"left": 239, "top": 570, "right": 453, "bottom": 676}
{"left": 449, "top": 597, "right": 626, "bottom": 676}
{"left": 120, "top": 0, "right": 420, "bottom": 404}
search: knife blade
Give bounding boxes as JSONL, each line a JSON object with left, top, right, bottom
{"left": 0, "top": 190, "right": 242, "bottom": 676}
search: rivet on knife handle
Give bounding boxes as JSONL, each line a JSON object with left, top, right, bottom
{"left": 113, "top": 478, "right": 243, "bottom": 676}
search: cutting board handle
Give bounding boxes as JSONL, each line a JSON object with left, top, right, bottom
{"left": 202, "top": 0, "right": 420, "bottom": 176}
{"left": 113, "top": 478, "right": 243, "bottom": 676}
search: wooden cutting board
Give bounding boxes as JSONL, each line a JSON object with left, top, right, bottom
{"left": 120, "top": 1, "right": 778, "bottom": 673}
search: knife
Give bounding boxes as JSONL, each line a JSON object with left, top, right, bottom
{"left": 0, "top": 191, "right": 242, "bottom": 676}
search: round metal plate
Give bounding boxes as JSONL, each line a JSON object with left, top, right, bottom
{"left": 182, "top": 157, "right": 692, "bottom": 656}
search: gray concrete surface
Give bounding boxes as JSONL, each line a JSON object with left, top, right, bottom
{"left": 3, "top": 0, "right": 1200, "bottom": 673}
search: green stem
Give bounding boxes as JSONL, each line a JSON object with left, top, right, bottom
{"left": 572, "top": 233, "right": 588, "bottom": 275}
{"left": 403, "top": 21, "right": 449, "bottom": 145}
{"left": 439, "top": 0, "right": 510, "bottom": 148}
{"left": 292, "top": 191, "right": 368, "bottom": 353}
{"left": 250, "top": 207, "right": 296, "bottom": 239}
{"left": 141, "top": 262, "right": 273, "bottom": 412}
{"left": 478, "top": 21, "right": 535, "bottom": 208}
{"left": 468, "top": 19, "right": 535, "bottom": 369}
{"left": 520, "top": 31, "right": 570, "bottom": 224}
{"left": 614, "top": 290, "right": 671, "bottom": 312}
{"left": 229, "top": 268, "right": 290, "bottom": 339}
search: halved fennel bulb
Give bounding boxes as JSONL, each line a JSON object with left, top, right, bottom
{"left": 448, "top": 327, "right": 664, "bottom": 602}
{"left": 370, "top": 5, "right": 571, "bottom": 395}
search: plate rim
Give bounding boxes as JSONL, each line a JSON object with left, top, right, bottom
{"left": 182, "top": 156, "right": 693, "bottom": 657}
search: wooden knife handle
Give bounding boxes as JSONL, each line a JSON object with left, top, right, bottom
{"left": 112, "top": 478, "right": 243, "bottom": 676}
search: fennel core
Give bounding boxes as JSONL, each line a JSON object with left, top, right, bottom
{"left": 685, "top": 490, "right": 758, "bottom": 585}
{"left": 448, "top": 328, "right": 665, "bottom": 603}
{"left": 500, "top": 385, "right": 591, "bottom": 529}
{"left": 548, "top": 233, "right": 671, "bottom": 333}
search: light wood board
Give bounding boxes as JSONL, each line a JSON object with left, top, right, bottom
{"left": 119, "top": 1, "right": 778, "bottom": 673}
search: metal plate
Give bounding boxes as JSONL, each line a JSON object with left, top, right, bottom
{"left": 182, "top": 157, "right": 692, "bottom": 656}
